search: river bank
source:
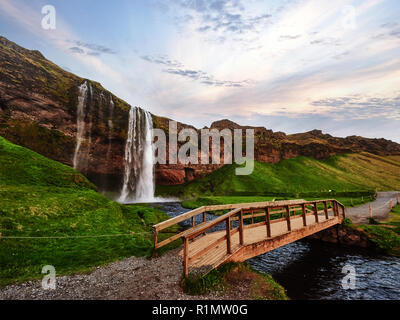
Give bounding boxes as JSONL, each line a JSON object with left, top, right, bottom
{"left": 2, "top": 201, "right": 399, "bottom": 300}
{"left": 0, "top": 247, "right": 287, "bottom": 300}
{"left": 155, "top": 201, "right": 400, "bottom": 300}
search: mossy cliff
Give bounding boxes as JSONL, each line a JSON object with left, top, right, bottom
{"left": 1, "top": 35, "right": 400, "bottom": 191}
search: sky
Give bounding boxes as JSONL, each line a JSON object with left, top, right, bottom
{"left": 0, "top": 0, "right": 399, "bottom": 142}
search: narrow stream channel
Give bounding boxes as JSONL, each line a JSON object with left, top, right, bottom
{"left": 154, "top": 202, "right": 400, "bottom": 300}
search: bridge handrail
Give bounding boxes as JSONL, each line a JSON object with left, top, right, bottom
{"left": 183, "top": 208, "right": 242, "bottom": 241}
{"left": 179, "top": 199, "right": 345, "bottom": 276}
{"left": 153, "top": 206, "right": 206, "bottom": 232}
{"left": 182, "top": 199, "right": 345, "bottom": 241}
{"left": 152, "top": 199, "right": 346, "bottom": 253}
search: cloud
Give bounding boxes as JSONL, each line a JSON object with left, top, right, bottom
{"left": 142, "top": 53, "right": 253, "bottom": 87}
{"left": 311, "top": 95, "right": 400, "bottom": 120}
{"left": 140, "top": 55, "right": 183, "bottom": 68}
{"left": 280, "top": 34, "right": 302, "bottom": 40}
{"left": 309, "top": 37, "right": 341, "bottom": 46}
{"left": 163, "top": 0, "right": 272, "bottom": 38}
{"left": 373, "top": 22, "right": 400, "bottom": 40}
{"left": 69, "top": 47, "right": 85, "bottom": 54}
{"left": 0, "top": 0, "right": 134, "bottom": 94}
{"left": 67, "top": 40, "right": 117, "bottom": 56}
{"left": 163, "top": 67, "right": 252, "bottom": 87}
{"left": 333, "top": 51, "right": 351, "bottom": 60}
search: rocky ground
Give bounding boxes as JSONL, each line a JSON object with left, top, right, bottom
{"left": 0, "top": 249, "right": 253, "bottom": 300}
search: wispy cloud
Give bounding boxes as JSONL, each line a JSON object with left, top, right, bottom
{"left": 68, "top": 40, "right": 117, "bottom": 56}
{"left": 142, "top": 53, "right": 253, "bottom": 87}
{"left": 311, "top": 95, "right": 400, "bottom": 120}
{"left": 140, "top": 54, "right": 183, "bottom": 68}
{"left": 162, "top": 0, "right": 272, "bottom": 39}
{"left": 0, "top": 0, "right": 131, "bottom": 90}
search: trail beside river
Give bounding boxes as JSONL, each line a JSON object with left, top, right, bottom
{"left": 345, "top": 192, "right": 399, "bottom": 224}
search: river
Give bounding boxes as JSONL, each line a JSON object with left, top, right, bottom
{"left": 154, "top": 202, "right": 400, "bottom": 300}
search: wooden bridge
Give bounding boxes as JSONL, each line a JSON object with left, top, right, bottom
{"left": 153, "top": 199, "right": 346, "bottom": 277}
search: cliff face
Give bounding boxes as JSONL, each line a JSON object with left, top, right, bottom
{"left": 1, "top": 36, "right": 399, "bottom": 190}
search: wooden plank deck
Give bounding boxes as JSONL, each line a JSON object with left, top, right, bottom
{"left": 180, "top": 213, "right": 337, "bottom": 275}
{"left": 153, "top": 199, "right": 346, "bottom": 277}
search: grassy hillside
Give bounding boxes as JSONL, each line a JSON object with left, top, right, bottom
{"left": 158, "top": 153, "right": 400, "bottom": 200}
{"left": 0, "top": 136, "right": 174, "bottom": 286}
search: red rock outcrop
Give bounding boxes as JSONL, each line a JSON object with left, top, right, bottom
{"left": 1, "top": 36, "right": 400, "bottom": 190}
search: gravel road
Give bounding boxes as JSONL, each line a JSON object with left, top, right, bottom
{"left": 0, "top": 248, "right": 248, "bottom": 300}
{"left": 345, "top": 191, "right": 400, "bottom": 224}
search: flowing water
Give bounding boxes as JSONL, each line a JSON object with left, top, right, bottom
{"left": 73, "top": 81, "right": 89, "bottom": 171}
{"left": 106, "top": 96, "right": 115, "bottom": 165}
{"left": 155, "top": 202, "right": 400, "bottom": 300}
{"left": 119, "top": 107, "right": 155, "bottom": 203}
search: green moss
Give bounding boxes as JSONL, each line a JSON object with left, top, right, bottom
{"left": 0, "top": 136, "right": 174, "bottom": 286}
{"left": 183, "top": 262, "right": 288, "bottom": 300}
{"left": 0, "top": 120, "right": 75, "bottom": 164}
{"left": 342, "top": 218, "right": 353, "bottom": 228}
{"left": 157, "top": 153, "right": 400, "bottom": 200}
{"left": 358, "top": 225, "right": 400, "bottom": 256}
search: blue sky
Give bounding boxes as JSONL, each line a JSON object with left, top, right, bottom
{"left": 0, "top": 0, "right": 399, "bottom": 142}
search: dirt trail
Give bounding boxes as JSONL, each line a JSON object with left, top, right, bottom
{"left": 345, "top": 192, "right": 400, "bottom": 224}
{"left": 0, "top": 248, "right": 249, "bottom": 300}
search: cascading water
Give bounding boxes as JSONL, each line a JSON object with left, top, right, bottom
{"left": 118, "top": 106, "right": 155, "bottom": 203}
{"left": 73, "top": 81, "right": 88, "bottom": 170}
{"left": 106, "top": 96, "right": 115, "bottom": 164}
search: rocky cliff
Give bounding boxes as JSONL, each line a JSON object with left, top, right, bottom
{"left": 1, "top": 36, "right": 399, "bottom": 190}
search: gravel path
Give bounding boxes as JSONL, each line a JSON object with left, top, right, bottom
{"left": 0, "top": 248, "right": 247, "bottom": 300}
{"left": 345, "top": 191, "right": 400, "bottom": 224}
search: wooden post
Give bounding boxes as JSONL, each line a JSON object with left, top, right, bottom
{"left": 301, "top": 203, "right": 307, "bottom": 227}
{"left": 239, "top": 209, "right": 244, "bottom": 245}
{"left": 153, "top": 228, "right": 158, "bottom": 256}
{"left": 369, "top": 204, "right": 373, "bottom": 219}
{"left": 362, "top": 196, "right": 364, "bottom": 202}
{"left": 226, "top": 217, "right": 232, "bottom": 254}
{"left": 285, "top": 206, "right": 291, "bottom": 232}
{"left": 266, "top": 207, "right": 271, "bottom": 237}
{"left": 333, "top": 201, "right": 338, "bottom": 217}
{"left": 390, "top": 200, "right": 393, "bottom": 211}
{"left": 183, "top": 237, "right": 189, "bottom": 277}
{"left": 202, "top": 211, "right": 207, "bottom": 236}
{"left": 324, "top": 201, "right": 329, "bottom": 220}
{"left": 314, "top": 202, "right": 319, "bottom": 223}
{"left": 192, "top": 216, "right": 195, "bottom": 228}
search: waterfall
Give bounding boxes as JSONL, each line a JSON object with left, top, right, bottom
{"left": 106, "top": 96, "right": 115, "bottom": 164}
{"left": 73, "top": 81, "right": 88, "bottom": 170}
{"left": 119, "top": 106, "right": 155, "bottom": 203}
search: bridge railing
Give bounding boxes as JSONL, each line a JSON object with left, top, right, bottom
{"left": 152, "top": 199, "right": 322, "bottom": 252}
{"left": 152, "top": 206, "right": 208, "bottom": 251}
{"left": 178, "top": 199, "right": 345, "bottom": 277}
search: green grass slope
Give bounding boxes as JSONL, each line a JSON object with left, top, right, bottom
{"left": 158, "top": 153, "right": 400, "bottom": 200}
{"left": 0, "top": 136, "right": 173, "bottom": 286}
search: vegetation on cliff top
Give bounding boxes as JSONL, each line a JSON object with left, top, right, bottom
{"left": 0, "top": 136, "right": 175, "bottom": 286}
{"left": 158, "top": 153, "right": 400, "bottom": 201}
